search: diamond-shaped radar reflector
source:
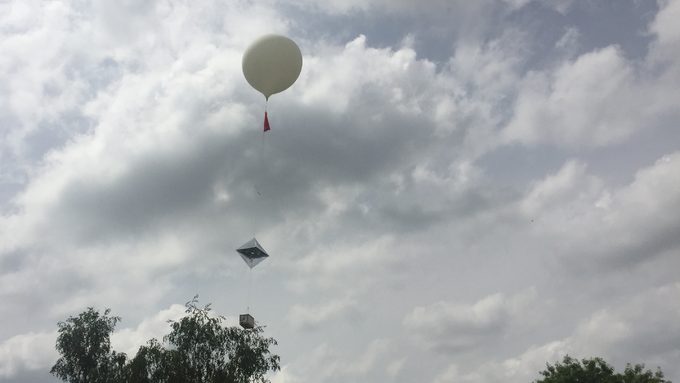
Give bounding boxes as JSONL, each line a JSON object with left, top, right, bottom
{"left": 236, "top": 238, "right": 269, "bottom": 269}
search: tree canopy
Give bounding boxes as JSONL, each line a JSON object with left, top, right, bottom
{"left": 535, "top": 355, "right": 671, "bottom": 383}
{"left": 50, "top": 308, "right": 126, "bottom": 383}
{"left": 51, "top": 297, "right": 280, "bottom": 383}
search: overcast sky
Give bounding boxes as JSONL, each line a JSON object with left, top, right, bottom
{"left": 1, "top": 0, "right": 680, "bottom": 382}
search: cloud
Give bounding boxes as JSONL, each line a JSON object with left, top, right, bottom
{"left": 283, "top": 0, "right": 573, "bottom": 19}
{"left": 504, "top": 46, "right": 640, "bottom": 147}
{"left": 521, "top": 152, "right": 680, "bottom": 270}
{"left": 403, "top": 289, "right": 537, "bottom": 353}
{"left": 555, "top": 27, "right": 581, "bottom": 53}
{"left": 0, "top": 0, "right": 289, "bottom": 205}
{"left": 0, "top": 331, "right": 56, "bottom": 379}
{"left": 500, "top": 0, "right": 574, "bottom": 13}
{"left": 433, "top": 339, "right": 571, "bottom": 383}
{"left": 282, "top": 0, "right": 493, "bottom": 17}
{"left": 270, "top": 365, "right": 301, "bottom": 383}
{"left": 434, "top": 282, "right": 680, "bottom": 383}
{"left": 646, "top": 0, "right": 680, "bottom": 115}
{"left": 289, "top": 235, "right": 396, "bottom": 289}
{"left": 386, "top": 357, "right": 407, "bottom": 377}
{"left": 1, "top": 13, "right": 495, "bottom": 377}
{"left": 111, "top": 304, "right": 186, "bottom": 356}
{"left": 286, "top": 297, "right": 359, "bottom": 330}
{"left": 1, "top": 29, "right": 488, "bottom": 257}
{"left": 503, "top": 0, "right": 680, "bottom": 149}
{"left": 649, "top": 0, "right": 680, "bottom": 50}
{"left": 275, "top": 340, "right": 392, "bottom": 383}
{"left": 1, "top": 10, "right": 507, "bottom": 370}
{"left": 520, "top": 159, "right": 603, "bottom": 215}
{"left": 570, "top": 284, "right": 680, "bottom": 365}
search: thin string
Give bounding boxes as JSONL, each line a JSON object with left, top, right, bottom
{"left": 247, "top": 267, "right": 252, "bottom": 314}
{"left": 255, "top": 100, "right": 268, "bottom": 199}
{"left": 247, "top": 100, "right": 268, "bottom": 315}
{"left": 261, "top": 99, "right": 268, "bottom": 167}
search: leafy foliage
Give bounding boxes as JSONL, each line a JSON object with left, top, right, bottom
{"left": 51, "top": 297, "right": 280, "bottom": 383}
{"left": 535, "top": 355, "right": 671, "bottom": 383}
{"left": 620, "top": 363, "right": 672, "bottom": 383}
{"left": 127, "top": 296, "right": 280, "bottom": 383}
{"left": 50, "top": 308, "right": 127, "bottom": 383}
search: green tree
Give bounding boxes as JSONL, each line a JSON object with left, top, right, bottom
{"left": 620, "top": 363, "right": 672, "bottom": 383}
{"left": 51, "top": 297, "right": 280, "bottom": 383}
{"left": 127, "top": 296, "right": 280, "bottom": 383}
{"left": 50, "top": 308, "right": 127, "bottom": 383}
{"left": 535, "top": 355, "right": 671, "bottom": 383}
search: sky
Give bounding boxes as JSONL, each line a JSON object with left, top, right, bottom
{"left": 1, "top": 0, "right": 680, "bottom": 382}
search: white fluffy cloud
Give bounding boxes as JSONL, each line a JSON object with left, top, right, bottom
{"left": 504, "top": 0, "right": 680, "bottom": 149}
{"left": 650, "top": 0, "right": 680, "bottom": 50}
{"left": 521, "top": 152, "right": 680, "bottom": 269}
{"left": 286, "top": 296, "right": 359, "bottom": 329}
{"left": 404, "top": 289, "right": 537, "bottom": 353}
{"left": 281, "top": 0, "right": 492, "bottom": 16}
{"left": 111, "top": 304, "right": 186, "bottom": 357}
{"left": 435, "top": 283, "right": 680, "bottom": 383}
{"left": 0, "top": 332, "right": 56, "bottom": 379}
{"left": 271, "top": 339, "right": 393, "bottom": 383}
{"left": 505, "top": 46, "right": 641, "bottom": 147}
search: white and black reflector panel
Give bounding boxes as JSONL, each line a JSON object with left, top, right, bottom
{"left": 236, "top": 238, "right": 269, "bottom": 269}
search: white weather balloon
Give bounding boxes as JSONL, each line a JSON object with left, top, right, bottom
{"left": 242, "top": 35, "right": 303, "bottom": 100}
